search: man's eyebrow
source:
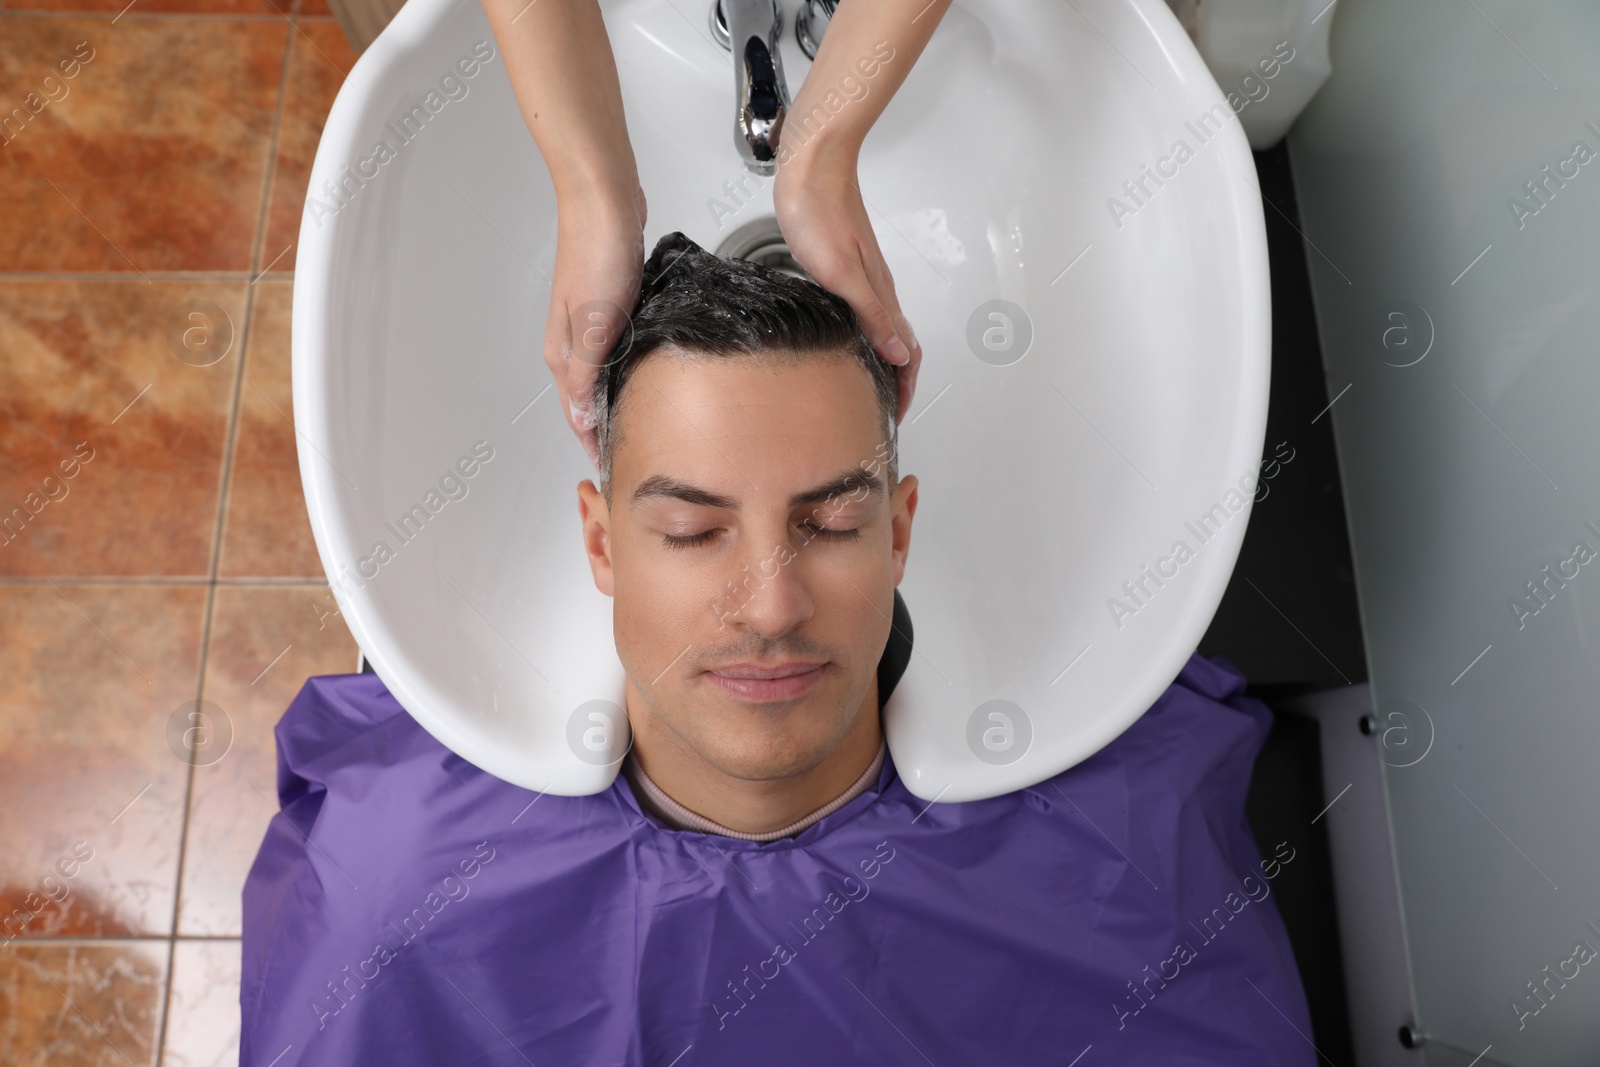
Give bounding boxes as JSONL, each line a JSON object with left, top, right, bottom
{"left": 629, "top": 469, "right": 886, "bottom": 511}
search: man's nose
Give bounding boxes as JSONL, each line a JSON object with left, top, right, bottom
{"left": 718, "top": 526, "right": 816, "bottom": 637}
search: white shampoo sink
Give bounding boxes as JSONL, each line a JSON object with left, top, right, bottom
{"left": 293, "top": 0, "right": 1271, "bottom": 802}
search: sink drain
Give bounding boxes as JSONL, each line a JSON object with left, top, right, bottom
{"left": 715, "top": 218, "right": 811, "bottom": 281}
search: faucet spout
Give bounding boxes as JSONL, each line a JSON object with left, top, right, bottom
{"left": 716, "top": 0, "right": 790, "bottom": 175}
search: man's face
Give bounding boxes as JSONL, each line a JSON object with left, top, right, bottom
{"left": 577, "top": 350, "right": 917, "bottom": 782}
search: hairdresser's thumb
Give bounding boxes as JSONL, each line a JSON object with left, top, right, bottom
{"left": 848, "top": 293, "right": 910, "bottom": 368}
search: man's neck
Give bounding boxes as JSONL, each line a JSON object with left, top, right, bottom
{"left": 624, "top": 678, "right": 883, "bottom": 835}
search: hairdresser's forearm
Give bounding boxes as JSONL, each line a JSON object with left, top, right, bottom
{"left": 784, "top": 0, "right": 954, "bottom": 164}
{"left": 479, "top": 0, "right": 639, "bottom": 204}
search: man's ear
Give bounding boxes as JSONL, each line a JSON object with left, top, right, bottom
{"left": 890, "top": 474, "right": 917, "bottom": 588}
{"left": 577, "top": 480, "right": 616, "bottom": 597}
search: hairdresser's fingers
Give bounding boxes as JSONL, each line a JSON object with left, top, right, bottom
{"left": 792, "top": 215, "right": 912, "bottom": 371}
{"left": 541, "top": 198, "right": 644, "bottom": 469}
{"left": 548, "top": 298, "right": 634, "bottom": 470}
{"left": 852, "top": 248, "right": 913, "bottom": 366}
{"left": 541, "top": 303, "right": 601, "bottom": 469}
{"left": 852, "top": 231, "right": 923, "bottom": 419}
{"left": 773, "top": 159, "right": 922, "bottom": 419}
{"left": 798, "top": 233, "right": 922, "bottom": 420}
{"left": 848, "top": 257, "right": 921, "bottom": 420}
{"left": 893, "top": 345, "right": 921, "bottom": 424}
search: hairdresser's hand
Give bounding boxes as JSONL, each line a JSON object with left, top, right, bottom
{"left": 774, "top": 143, "right": 922, "bottom": 423}
{"left": 544, "top": 183, "right": 647, "bottom": 468}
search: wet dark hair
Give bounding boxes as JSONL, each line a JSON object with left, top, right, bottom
{"left": 594, "top": 231, "right": 899, "bottom": 501}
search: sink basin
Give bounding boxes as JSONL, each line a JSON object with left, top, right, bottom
{"left": 293, "top": 0, "right": 1270, "bottom": 802}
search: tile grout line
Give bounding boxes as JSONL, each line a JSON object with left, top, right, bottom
{"left": 0, "top": 272, "right": 283, "bottom": 281}
{"left": 153, "top": 9, "right": 300, "bottom": 1063}
{"left": 0, "top": 576, "right": 329, "bottom": 585}
{"left": 0, "top": 8, "right": 338, "bottom": 21}
{"left": 7, "top": 935, "right": 248, "bottom": 945}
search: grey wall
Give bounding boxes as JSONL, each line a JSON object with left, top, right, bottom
{"left": 1286, "top": 1, "right": 1600, "bottom": 1063}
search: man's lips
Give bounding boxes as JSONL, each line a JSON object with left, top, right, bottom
{"left": 703, "top": 662, "right": 829, "bottom": 702}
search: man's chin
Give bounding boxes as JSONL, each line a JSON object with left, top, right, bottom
{"left": 647, "top": 676, "right": 868, "bottom": 781}
{"left": 686, "top": 722, "right": 842, "bottom": 784}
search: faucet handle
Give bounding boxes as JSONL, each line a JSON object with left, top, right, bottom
{"left": 795, "top": 0, "right": 836, "bottom": 59}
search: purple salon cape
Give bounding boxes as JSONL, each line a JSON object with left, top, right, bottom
{"left": 242, "top": 652, "right": 1316, "bottom": 1066}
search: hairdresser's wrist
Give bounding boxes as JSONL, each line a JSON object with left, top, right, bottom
{"left": 780, "top": 54, "right": 875, "bottom": 166}
{"left": 554, "top": 166, "right": 646, "bottom": 235}
{"left": 774, "top": 121, "right": 860, "bottom": 193}
{"left": 549, "top": 141, "right": 645, "bottom": 218}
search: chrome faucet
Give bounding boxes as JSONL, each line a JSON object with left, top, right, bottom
{"left": 711, "top": 0, "right": 792, "bottom": 175}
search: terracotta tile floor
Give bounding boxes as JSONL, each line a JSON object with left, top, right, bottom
{"left": 0, "top": 2, "right": 361, "bottom": 1062}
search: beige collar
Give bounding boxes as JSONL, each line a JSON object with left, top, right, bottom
{"left": 625, "top": 740, "right": 887, "bottom": 842}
